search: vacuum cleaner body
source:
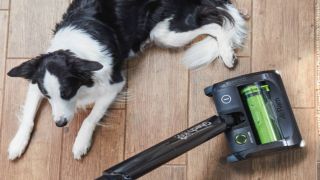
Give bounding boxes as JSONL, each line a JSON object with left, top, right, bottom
{"left": 97, "top": 70, "right": 303, "bottom": 180}
{"left": 205, "top": 70, "right": 303, "bottom": 162}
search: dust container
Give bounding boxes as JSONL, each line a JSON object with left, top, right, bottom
{"left": 241, "top": 83, "right": 283, "bottom": 144}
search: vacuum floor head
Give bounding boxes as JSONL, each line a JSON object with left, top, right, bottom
{"left": 98, "top": 70, "right": 304, "bottom": 180}
{"left": 205, "top": 70, "right": 303, "bottom": 162}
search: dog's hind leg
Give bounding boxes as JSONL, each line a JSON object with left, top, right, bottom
{"left": 150, "top": 18, "right": 221, "bottom": 69}
{"left": 150, "top": 18, "right": 209, "bottom": 48}
{"left": 150, "top": 4, "right": 247, "bottom": 69}
{"left": 72, "top": 81, "right": 125, "bottom": 160}
{"left": 8, "top": 83, "right": 43, "bottom": 160}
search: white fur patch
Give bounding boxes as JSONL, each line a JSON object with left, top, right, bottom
{"left": 48, "top": 26, "right": 109, "bottom": 61}
{"left": 48, "top": 26, "right": 113, "bottom": 74}
{"left": 43, "top": 71, "right": 76, "bottom": 122}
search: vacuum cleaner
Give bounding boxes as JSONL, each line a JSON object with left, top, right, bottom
{"left": 97, "top": 70, "right": 304, "bottom": 180}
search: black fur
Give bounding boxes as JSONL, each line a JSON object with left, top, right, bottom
{"left": 54, "top": 0, "right": 234, "bottom": 82}
{"left": 9, "top": 0, "right": 234, "bottom": 100}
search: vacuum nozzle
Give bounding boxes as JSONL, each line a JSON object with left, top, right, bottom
{"left": 210, "top": 70, "right": 303, "bottom": 162}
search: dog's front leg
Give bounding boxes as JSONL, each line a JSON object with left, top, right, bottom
{"left": 72, "top": 82, "right": 125, "bottom": 159}
{"left": 8, "top": 83, "right": 43, "bottom": 160}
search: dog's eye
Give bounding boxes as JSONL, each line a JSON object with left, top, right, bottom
{"left": 61, "top": 91, "right": 68, "bottom": 99}
{"left": 61, "top": 89, "right": 74, "bottom": 100}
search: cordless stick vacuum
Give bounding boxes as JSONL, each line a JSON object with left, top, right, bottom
{"left": 97, "top": 70, "right": 304, "bottom": 180}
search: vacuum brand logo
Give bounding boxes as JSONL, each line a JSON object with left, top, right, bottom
{"left": 176, "top": 122, "right": 212, "bottom": 140}
{"left": 274, "top": 98, "right": 286, "bottom": 119}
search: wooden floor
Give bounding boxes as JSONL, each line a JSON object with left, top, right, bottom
{"left": 0, "top": 0, "right": 317, "bottom": 179}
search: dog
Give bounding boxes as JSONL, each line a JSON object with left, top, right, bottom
{"left": 7, "top": 0, "right": 247, "bottom": 160}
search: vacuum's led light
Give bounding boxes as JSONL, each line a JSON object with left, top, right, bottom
{"left": 299, "top": 140, "right": 306, "bottom": 147}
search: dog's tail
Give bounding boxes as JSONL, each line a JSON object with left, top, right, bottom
{"left": 182, "top": 36, "right": 220, "bottom": 69}
{"left": 182, "top": 4, "right": 247, "bottom": 69}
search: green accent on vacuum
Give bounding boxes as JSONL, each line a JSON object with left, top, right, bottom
{"left": 241, "top": 84, "right": 281, "bottom": 144}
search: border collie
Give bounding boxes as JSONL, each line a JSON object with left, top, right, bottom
{"left": 7, "top": 0, "right": 247, "bottom": 160}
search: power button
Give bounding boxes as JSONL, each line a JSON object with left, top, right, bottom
{"left": 221, "top": 95, "right": 232, "bottom": 104}
{"left": 235, "top": 134, "right": 248, "bottom": 145}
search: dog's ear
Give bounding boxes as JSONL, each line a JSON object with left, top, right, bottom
{"left": 7, "top": 57, "right": 41, "bottom": 79}
{"left": 70, "top": 58, "right": 103, "bottom": 72}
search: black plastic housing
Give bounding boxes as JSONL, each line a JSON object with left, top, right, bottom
{"left": 97, "top": 116, "right": 234, "bottom": 180}
{"left": 97, "top": 70, "right": 304, "bottom": 180}
{"left": 205, "top": 70, "right": 303, "bottom": 162}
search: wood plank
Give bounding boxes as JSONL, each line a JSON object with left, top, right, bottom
{"left": 252, "top": 0, "right": 315, "bottom": 108}
{"left": 100, "top": 110, "right": 126, "bottom": 168}
{"left": 0, "top": 0, "right": 9, "bottom": 9}
{"left": 0, "top": 59, "right": 63, "bottom": 180}
{"left": 318, "top": 163, "right": 320, "bottom": 180}
{"left": 297, "top": 0, "right": 315, "bottom": 107}
{"left": 187, "top": 58, "right": 251, "bottom": 180}
{"left": 60, "top": 110, "right": 125, "bottom": 180}
{"left": 140, "top": 165, "right": 186, "bottom": 180}
{"left": 87, "top": 97, "right": 126, "bottom": 110}
{"left": 109, "top": 96, "right": 126, "bottom": 109}
{"left": 7, "top": 0, "right": 69, "bottom": 58}
{"left": 0, "top": 11, "right": 8, "bottom": 134}
{"left": 125, "top": 47, "right": 188, "bottom": 165}
{"left": 318, "top": 132, "right": 320, "bottom": 161}
{"left": 250, "top": 109, "right": 316, "bottom": 180}
{"left": 233, "top": 0, "right": 252, "bottom": 57}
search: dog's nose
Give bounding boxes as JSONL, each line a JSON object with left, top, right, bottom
{"left": 55, "top": 118, "right": 68, "bottom": 127}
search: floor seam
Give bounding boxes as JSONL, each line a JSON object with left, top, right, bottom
{"left": 0, "top": 0, "right": 11, "bottom": 158}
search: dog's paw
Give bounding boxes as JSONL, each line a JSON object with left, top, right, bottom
{"left": 72, "top": 143, "right": 89, "bottom": 160}
{"left": 72, "top": 129, "right": 93, "bottom": 160}
{"left": 72, "top": 136, "right": 92, "bottom": 160}
{"left": 219, "top": 45, "right": 237, "bottom": 68}
{"left": 8, "top": 134, "right": 30, "bottom": 160}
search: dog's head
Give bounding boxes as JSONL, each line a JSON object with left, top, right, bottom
{"left": 7, "top": 50, "right": 103, "bottom": 127}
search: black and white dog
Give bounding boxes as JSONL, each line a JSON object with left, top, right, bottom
{"left": 7, "top": 0, "right": 246, "bottom": 160}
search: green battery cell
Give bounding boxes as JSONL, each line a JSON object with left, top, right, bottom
{"left": 241, "top": 84, "right": 281, "bottom": 144}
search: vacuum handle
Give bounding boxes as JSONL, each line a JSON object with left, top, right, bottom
{"left": 97, "top": 115, "right": 232, "bottom": 180}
